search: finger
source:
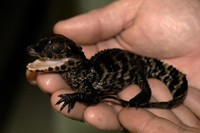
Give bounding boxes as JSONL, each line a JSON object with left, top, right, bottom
{"left": 53, "top": 0, "right": 139, "bottom": 45}
{"left": 36, "top": 73, "right": 69, "bottom": 94}
{"left": 118, "top": 108, "right": 185, "bottom": 133}
{"left": 172, "top": 105, "right": 200, "bottom": 128}
{"left": 184, "top": 87, "right": 200, "bottom": 127}
{"left": 51, "top": 89, "right": 86, "bottom": 121}
{"left": 26, "top": 70, "right": 38, "bottom": 85}
{"left": 184, "top": 87, "right": 200, "bottom": 120}
{"left": 84, "top": 103, "right": 122, "bottom": 131}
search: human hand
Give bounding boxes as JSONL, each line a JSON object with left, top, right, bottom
{"left": 27, "top": 0, "right": 200, "bottom": 132}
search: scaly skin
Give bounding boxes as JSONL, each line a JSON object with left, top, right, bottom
{"left": 27, "top": 34, "right": 188, "bottom": 113}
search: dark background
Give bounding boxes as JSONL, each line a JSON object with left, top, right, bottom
{"left": 0, "top": 0, "right": 119, "bottom": 133}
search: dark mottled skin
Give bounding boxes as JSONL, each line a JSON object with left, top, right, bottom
{"left": 27, "top": 34, "right": 188, "bottom": 112}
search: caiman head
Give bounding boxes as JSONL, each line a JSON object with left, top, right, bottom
{"left": 26, "top": 34, "right": 85, "bottom": 72}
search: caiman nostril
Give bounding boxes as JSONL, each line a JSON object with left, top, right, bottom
{"left": 26, "top": 45, "right": 38, "bottom": 56}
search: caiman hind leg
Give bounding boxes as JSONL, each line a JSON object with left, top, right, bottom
{"left": 136, "top": 75, "right": 188, "bottom": 109}
{"left": 133, "top": 62, "right": 188, "bottom": 109}
{"left": 128, "top": 73, "right": 152, "bottom": 107}
{"left": 128, "top": 61, "right": 152, "bottom": 107}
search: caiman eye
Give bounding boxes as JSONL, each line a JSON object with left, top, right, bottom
{"left": 52, "top": 43, "right": 65, "bottom": 54}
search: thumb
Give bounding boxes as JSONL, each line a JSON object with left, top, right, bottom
{"left": 118, "top": 108, "right": 183, "bottom": 133}
{"left": 53, "top": 0, "right": 140, "bottom": 45}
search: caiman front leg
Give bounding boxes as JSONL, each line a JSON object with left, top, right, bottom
{"left": 56, "top": 92, "right": 100, "bottom": 113}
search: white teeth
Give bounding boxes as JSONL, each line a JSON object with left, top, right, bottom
{"left": 27, "top": 58, "right": 70, "bottom": 72}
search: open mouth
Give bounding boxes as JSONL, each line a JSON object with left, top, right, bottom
{"left": 27, "top": 58, "right": 70, "bottom": 72}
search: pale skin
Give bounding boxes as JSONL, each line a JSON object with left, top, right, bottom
{"left": 26, "top": 0, "right": 200, "bottom": 132}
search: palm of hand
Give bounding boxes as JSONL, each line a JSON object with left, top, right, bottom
{"left": 27, "top": 0, "right": 200, "bottom": 132}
